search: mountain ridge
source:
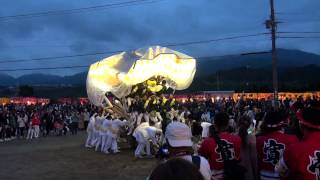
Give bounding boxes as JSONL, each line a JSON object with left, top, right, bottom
{"left": 0, "top": 49, "right": 319, "bottom": 86}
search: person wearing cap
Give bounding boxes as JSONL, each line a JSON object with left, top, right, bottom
{"left": 275, "top": 104, "right": 320, "bottom": 180}
{"left": 165, "top": 121, "right": 211, "bottom": 180}
{"left": 133, "top": 122, "right": 162, "bottom": 158}
{"left": 198, "top": 112, "right": 241, "bottom": 180}
{"left": 256, "top": 109, "right": 298, "bottom": 180}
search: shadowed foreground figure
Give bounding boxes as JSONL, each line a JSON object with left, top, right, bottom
{"left": 149, "top": 158, "right": 204, "bottom": 180}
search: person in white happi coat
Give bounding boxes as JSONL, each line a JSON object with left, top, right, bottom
{"left": 137, "top": 111, "right": 150, "bottom": 126}
{"left": 85, "top": 113, "right": 97, "bottom": 148}
{"left": 127, "top": 112, "right": 137, "bottom": 135}
{"left": 100, "top": 115, "right": 112, "bottom": 153}
{"left": 177, "top": 110, "right": 186, "bottom": 123}
{"left": 200, "top": 121, "right": 212, "bottom": 138}
{"left": 133, "top": 122, "right": 162, "bottom": 158}
{"left": 201, "top": 110, "right": 211, "bottom": 123}
{"left": 94, "top": 112, "right": 106, "bottom": 151}
{"left": 108, "top": 117, "right": 127, "bottom": 153}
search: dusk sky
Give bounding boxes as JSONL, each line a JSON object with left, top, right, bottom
{"left": 1, "top": 0, "right": 319, "bottom": 77}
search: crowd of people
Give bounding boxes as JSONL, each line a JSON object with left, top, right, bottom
{"left": 1, "top": 93, "right": 319, "bottom": 180}
{"left": 85, "top": 94, "right": 320, "bottom": 180}
{"left": 0, "top": 103, "right": 94, "bottom": 142}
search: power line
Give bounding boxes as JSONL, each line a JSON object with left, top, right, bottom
{"left": 8, "top": 32, "right": 317, "bottom": 49}
{"left": 0, "top": 32, "right": 270, "bottom": 64}
{"left": 0, "top": 0, "right": 163, "bottom": 21}
{"left": 0, "top": 51, "right": 272, "bottom": 72}
{"left": 278, "top": 31, "right": 320, "bottom": 34}
{"left": 280, "top": 20, "right": 320, "bottom": 24}
{"left": 0, "top": 65, "right": 89, "bottom": 72}
{"left": 276, "top": 12, "right": 318, "bottom": 16}
{"left": 0, "top": 50, "right": 123, "bottom": 64}
{"left": 163, "top": 33, "right": 270, "bottom": 47}
{"left": 4, "top": 34, "right": 271, "bottom": 49}
{"left": 277, "top": 36, "right": 320, "bottom": 39}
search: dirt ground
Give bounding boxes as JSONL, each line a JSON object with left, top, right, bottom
{"left": 0, "top": 132, "right": 158, "bottom": 180}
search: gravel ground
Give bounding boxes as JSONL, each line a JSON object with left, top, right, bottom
{"left": 0, "top": 132, "right": 157, "bottom": 180}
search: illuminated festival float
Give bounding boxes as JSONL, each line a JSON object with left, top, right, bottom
{"left": 86, "top": 46, "right": 196, "bottom": 118}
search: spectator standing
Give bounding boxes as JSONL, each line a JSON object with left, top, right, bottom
{"left": 276, "top": 104, "right": 320, "bottom": 180}
{"left": 70, "top": 112, "right": 79, "bottom": 135}
{"left": 17, "top": 112, "right": 25, "bottom": 138}
{"left": 256, "top": 110, "right": 298, "bottom": 180}
{"left": 9, "top": 112, "right": 17, "bottom": 139}
{"left": 31, "top": 113, "right": 41, "bottom": 138}
{"left": 83, "top": 109, "right": 90, "bottom": 129}
{"left": 238, "top": 115, "right": 258, "bottom": 180}
{"left": 149, "top": 158, "right": 205, "bottom": 180}
{"left": 165, "top": 121, "right": 211, "bottom": 180}
{"left": 199, "top": 112, "right": 242, "bottom": 180}
{"left": 0, "top": 112, "right": 5, "bottom": 142}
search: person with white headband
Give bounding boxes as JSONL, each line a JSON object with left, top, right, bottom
{"left": 256, "top": 109, "right": 298, "bottom": 180}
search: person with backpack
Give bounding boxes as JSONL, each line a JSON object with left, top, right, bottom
{"left": 198, "top": 112, "right": 243, "bottom": 180}
{"left": 165, "top": 121, "right": 211, "bottom": 180}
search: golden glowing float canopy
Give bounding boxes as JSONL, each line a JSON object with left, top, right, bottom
{"left": 86, "top": 46, "right": 196, "bottom": 106}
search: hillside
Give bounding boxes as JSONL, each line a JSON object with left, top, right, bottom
{"left": 0, "top": 49, "right": 319, "bottom": 86}
{"left": 0, "top": 49, "right": 320, "bottom": 97}
{"left": 188, "top": 64, "right": 320, "bottom": 92}
{"left": 196, "top": 49, "right": 320, "bottom": 77}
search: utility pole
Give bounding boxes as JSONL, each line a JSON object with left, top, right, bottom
{"left": 266, "top": 0, "right": 278, "bottom": 107}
